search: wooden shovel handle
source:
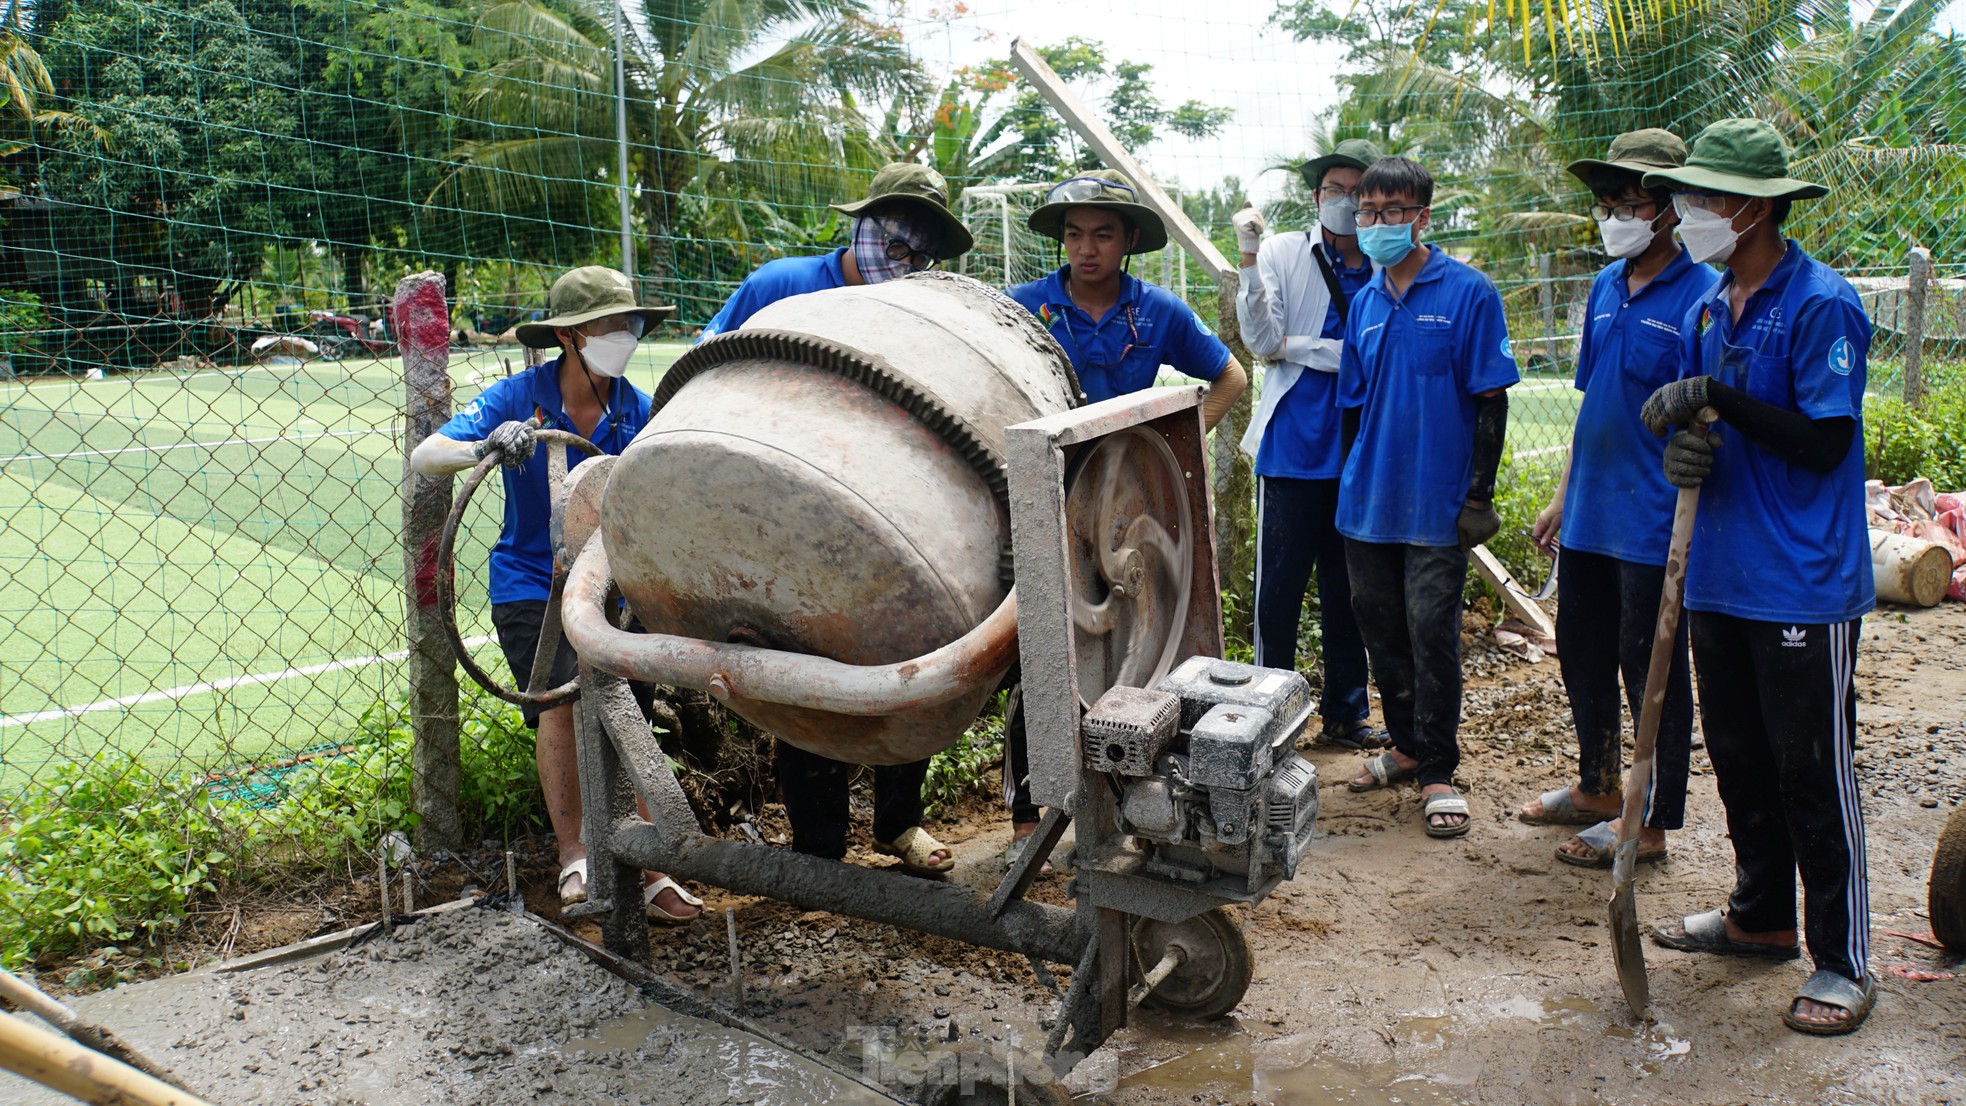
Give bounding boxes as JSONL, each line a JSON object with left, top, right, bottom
{"left": 0, "top": 1009, "right": 216, "bottom": 1106}
{"left": 1617, "top": 408, "right": 1717, "bottom": 845}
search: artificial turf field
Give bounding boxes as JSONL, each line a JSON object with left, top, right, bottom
{"left": 0, "top": 341, "right": 1578, "bottom": 792}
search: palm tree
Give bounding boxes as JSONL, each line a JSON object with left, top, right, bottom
{"left": 433, "top": 0, "right": 926, "bottom": 301}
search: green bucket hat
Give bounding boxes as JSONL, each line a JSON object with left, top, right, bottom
{"left": 830, "top": 162, "right": 974, "bottom": 260}
{"left": 1297, "top": 138, "right": 1385, "bottom": 190}
{"left": 515, "top": 266, "right": 677, "bottom": 349}
{"left": 1566, "top": 128, "right": 1688, "bottom": 186}
{"left": 1640, "top": 118, "right": 1827, "bottom": 200}
{"left": 1025, "top": 170, "right": 1168, "bottom": 255}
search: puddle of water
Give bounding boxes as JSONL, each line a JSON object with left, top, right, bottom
{"left": 569, "top": 1004, "right": 896, "bottom": 1105}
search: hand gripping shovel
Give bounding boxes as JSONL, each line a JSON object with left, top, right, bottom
{"left": 1610, "top": 410, "right": 1714, "bottom": 1018}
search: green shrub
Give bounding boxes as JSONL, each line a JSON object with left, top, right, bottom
{"left": 923, "top": 697, "right": 1007, "bottom": 819}
{"left": 1485, "top": 453, "right": 1564, "bottom": 592}
{"left": 0, "top": 757, "right": 231, "bottom": 969}
{"left": 1866, "top": 377, "right": 1966, "bottom": 491}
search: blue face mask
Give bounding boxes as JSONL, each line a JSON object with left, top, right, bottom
{"left": 1358, "top": 222, "right": 1416, "bottom": 266}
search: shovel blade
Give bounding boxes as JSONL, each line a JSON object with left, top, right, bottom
{"left": 1608, "top": 840, "right": 1649, "bottom": 1017}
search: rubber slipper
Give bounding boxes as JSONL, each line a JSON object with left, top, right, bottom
{"left": 1317, "top": 720, "right": 1386, "bottom": 751}
{"left": 875, "top": 825, "right": 956, "bottom": 875}
{"left": 1519, "top": 786, "right": 1611, "bottom": 826}
{"left": 642, "top": 876, "right": 704, "bottom": 925}
{"left": 1651, "top": 908, "right": 1800, "bottom": 960}
{"left": 1348, "top": 751, "right": 1415, "bottom": 792}
{"left": 1004, "top": 833, "right": 1056, "bottom": 877}
{"left": 1783, "top": 969, "right": 1878, "bottom": 1036}
{"left": 1423, "top": 790, "right": 1471, "bottom": 838}
{"left": 558, "top": 858, "right": 588, "bottom": 906}
{"left": 1555, "top": 821, "right": 1668, "bottom": 869}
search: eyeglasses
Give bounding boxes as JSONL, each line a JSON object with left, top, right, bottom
{"left": 1047, "top": 176, "right": 1134, "bottom": 204}
{"left": 1316, "top": 184, "right": 1356, "bottom": 202}
{"left": 1589, "top": 201, "right": 1659, "bottom": 223}
{"left": 883, "top": 238, "right": 934, "bottom": 271}
{"left": 582, "top": 313, "right": 646, "bottom": 338}
{"left": 1672, "top": 190, "right": 1736, "bottom": 215}
{"left": 1354, "top": 204, "right": 1427, "bottom": 227}
{"left": 873, "top": 215, "right": 937, "bottom": 270}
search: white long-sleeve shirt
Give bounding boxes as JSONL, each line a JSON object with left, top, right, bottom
{"left": 1236, "top": 231, "right": 1362, "bottom": 459}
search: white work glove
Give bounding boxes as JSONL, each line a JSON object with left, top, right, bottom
{"left": 1232, "top": 206, "right": 1266, "bottom": 255}
{"left": 474, "top": 419, "right": 538, "bottom": 468}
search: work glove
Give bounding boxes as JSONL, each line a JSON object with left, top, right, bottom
{"left": 474, "top": 419, "right": 538, "bottom": 468}
{"left": 1232, "top": 206, "right": 1266, "bottom": 255}
{"left": 1640, "top": 376, "right": 1711, "bottom": 437}
{"left": 1662, "top": 429, "right": 1717, "bottom": 488}
{"left": 1457, "top": 498, "right": 1501, "bottom": 552}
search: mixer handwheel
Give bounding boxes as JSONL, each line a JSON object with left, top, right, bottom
{"left": 1062, "top": 427, "right": 1195, "bottom": 705}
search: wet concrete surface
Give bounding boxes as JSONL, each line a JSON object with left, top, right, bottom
{"left": 0, "top": 905, "right": 893, "bottom": 1105}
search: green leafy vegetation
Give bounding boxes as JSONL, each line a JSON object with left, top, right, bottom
{"left": 1866, "top": 373, "right": 1966, "bottom": 491}
{"left": 922, "top": 694, "right": 1008, "bottom": 819}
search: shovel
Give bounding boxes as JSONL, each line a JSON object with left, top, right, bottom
{"left": 1610, "top": 410, "right": 1715, "bottom": 1018}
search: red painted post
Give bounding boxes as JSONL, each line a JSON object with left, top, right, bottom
{"left": 397, "top": 271, "right": 463, "bottom": 850}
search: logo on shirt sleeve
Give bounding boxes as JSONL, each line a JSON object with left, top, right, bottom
{"left": 1499, "top": 336, "right": 1513, "bottom": 359}
{"left": 461, "top": 399, "right": 482, "bottom": 419}
{"left": 1194, "top": 313, "right": 1209, "bottom": 335}
{"left": 1828, "top": 337, "right": 1855, "bottom": 376}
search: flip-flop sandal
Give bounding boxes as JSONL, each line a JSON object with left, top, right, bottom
{"left": 875, "top": 826, "right": 956, "bottom": 875}
{"left": 1004, "top": 833, "right": 1056, "bottom": 877}
{"left": 1519, "top": 786, "right": 1612, "bottom": 826}
{"left": 1348, "top": 751, "right": 1415, "bottom": 792}
{"left": 1317, "top": 720, "right": 1386, "bottom": 751}
{"left": 558, "top": 858, "right": 589, "bottom": 906}
{"left": 1651, "top": 908, "right": 1800, "bottom": 960}
{"left": 1555, "top": 821, "right": 1669, "bottom": 868}
{"left": 642, "top": 876, "right": 704, "bottom": 925}
{"left": 1423, "top": 790, "right": 1472, "bottom": 838}
{"left": 1783, "top": 969, "right": 1878, "bottom": 1036}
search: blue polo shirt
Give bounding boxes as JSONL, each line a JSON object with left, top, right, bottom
{"left": 1677, "top": 240, "right": 1874, "bottom": 624}
{"left": 700, "top": 250, "right": 848, "bottom": 339}
{"left": 1561, "top": 248, "right": 1719, "bottom": 565}
{"left": 1258, "top": 240, "right": 1374, "bottom": 480}
{"left": 1335, "top": 246, "right": 1520, "bottom": 546}
{"left": 438, "top": 359, "right": 652, "bottom": 605}
{"left": 1006, "top": 266, "right": 1230, "bottom": 403}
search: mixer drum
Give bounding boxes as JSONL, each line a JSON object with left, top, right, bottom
{"left": 601, "top": 273, "right": 1079, "bottom": 764}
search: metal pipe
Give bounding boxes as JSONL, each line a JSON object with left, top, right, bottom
{"left": 613, "top": 0, "right": 633, "bottom": 283}
{"left": 606, "top": 819, "right": 1087, "bottom": 966}
{"left": 561, "top": 533, "right": 1020, "bottom": 716}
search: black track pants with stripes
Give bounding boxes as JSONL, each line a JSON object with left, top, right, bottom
{"left": 1689, "top": 611, "right": 1869, "bottom": 983}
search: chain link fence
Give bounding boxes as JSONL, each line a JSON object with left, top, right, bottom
{"left": 3, "top": 0, "right": 1963, "bottom": 969}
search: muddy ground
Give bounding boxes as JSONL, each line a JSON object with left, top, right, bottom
{"left": 576, "top": 599, "right": 1966, "bottom": 1105}
{"left": 10, "top": 601, "right": 1964, "bottom": 1105}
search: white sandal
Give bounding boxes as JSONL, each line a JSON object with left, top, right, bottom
{"left": 558, "top": 858, "right": 588, "bottom": 906}
{"left": 643, "top": 875, "right": 704, "bottom": 924}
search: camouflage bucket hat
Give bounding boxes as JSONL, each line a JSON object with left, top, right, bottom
{"left": 515, "top": 266, "right": 677, "bottom": 349}
{"left": 1640, "top": 118, "right": 1828, "bottom": 200}
{"left": 1025, "top": 170, "right": 1169, "bottom": 255}
{"left": 1298, "top": 137, "right": 1386, "bottom": 189}
{"left": 830, "top": 162, "right": 974, "bottom": 260}
{"left": 1566, "top": 128, "right": 1689, "bottom": 186}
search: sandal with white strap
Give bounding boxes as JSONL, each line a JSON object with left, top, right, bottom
{"left": 1423, "top": 789, "right": 1472, "bottom": 839}
{"left": 558, "top": 858, "right": 589, "bottom": 906}
{"left": 643, "top": 876, "right": 704, "bottom": 924}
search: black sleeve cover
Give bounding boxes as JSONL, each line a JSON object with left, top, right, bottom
{"left": 1705, "top": 379, "right": 1856, "bottom": 473}
{"left": 1340, "top": 405, "right": 1360, "bottom": 460}
{"left": 1467, "top": 390, "right": 1507, "bottom": 502}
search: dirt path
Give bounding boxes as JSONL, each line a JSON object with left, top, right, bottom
{"left": 604, "top": 600, "right": 1966, "bottom": 1104}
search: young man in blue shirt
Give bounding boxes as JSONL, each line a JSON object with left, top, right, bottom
{"left": 1232, "top": 138, "right": 1383, "bottom": 751}
{"left": 410, "top": 265, "right": 703, "bottom": 924}
{"left": 700, "top": 162, "right": 972, "bottom": 877}
{"left": 1638, "top": 119, "right": 1877, "bottom": 1036}
{"left": 1000, "top": 169, "right": 1248, "bottom": 862}
{"left": 1335, "top": 156, "right": 1518, "bottom": 838}
{"left": 1515, "top": 130, "right": 1718, "bottom": 873}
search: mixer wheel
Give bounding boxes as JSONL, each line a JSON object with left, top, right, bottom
{"left": 1130, "top": 907, "right": 1253, "bottom": 1021}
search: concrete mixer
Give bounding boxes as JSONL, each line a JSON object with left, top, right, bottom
{"left": 441, "top": 272, "right": 1320, "bottom": 1089}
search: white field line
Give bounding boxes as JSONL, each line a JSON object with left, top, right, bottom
{"left": 1512, "top": 380, "right": 1574, "bottom": 392}
{"left": 0, "top": 634, "right": 495, "bottom": 729}
{"left": 0, "top": 426, "right": 395, "bottom": 466}
{"left": 1515, "top": 444, "right": 1570, "bottom": 459}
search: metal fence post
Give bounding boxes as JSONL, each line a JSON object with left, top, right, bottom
{"left": 397, "top": 271, "right": 463, "bottom": 850}
{"left": 1539, "top": 251, "right": 1557, "bottom": 343}
{"left": 1905, "top": 246, "right": 1931, "bottom": 409}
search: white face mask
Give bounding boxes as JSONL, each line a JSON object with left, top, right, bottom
{"left": 1319, "top": 196, "right": 1358, "bottom": 237}
{"left": 1598, "top": 212, "right": 1660, "bottom": 260}
{"left": 1675, "top": 204, "right": 1756, "bottom": 266}
{"left": 578, "top": 330, "right": 638, "bottom": 378}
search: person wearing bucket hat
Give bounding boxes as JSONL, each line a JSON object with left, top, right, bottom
{"left": 695, "top": 163, "right": 972, "bottom": 877}
{"left": 1333, "top": 155, "right": 1519, "bottom": 840}
{"left": 411, "top": 265, "right": 703, "bottom": 926}
{"left": 1634, "top": 118, "right": 1878, "bottom": 1036}
{"left": 1228, "top": 137, "right": 1383, "bottom": 756}
{"left": 698, "top": 162, "right": 972, "bottom": 339}
{"left": 1513, "top": 129, "right": 1717, "bottom": 878}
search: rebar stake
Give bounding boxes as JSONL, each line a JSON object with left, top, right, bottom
{"left": 725, "top": 907, "right": 743, "bottom": 1010}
